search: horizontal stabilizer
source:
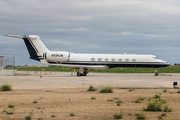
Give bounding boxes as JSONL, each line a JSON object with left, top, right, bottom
{"left": 4, "top": 35, "right": 39, "bottom": 39}
{"left": 4, "top": 35, "right": 25, "bottom": 38}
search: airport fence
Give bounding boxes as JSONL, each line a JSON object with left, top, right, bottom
{"left": 0, "top": 56, "right": 15, "bottom": 70}
{"left": 5, "top": 57, "right": 15, "bottom": 68}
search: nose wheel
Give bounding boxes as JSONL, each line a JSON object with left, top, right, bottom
{"left": 155, "top": 72, "right": 158, "bottom": 76}
{"left": 154, "top": 69, "right": 158, "bottom": 76}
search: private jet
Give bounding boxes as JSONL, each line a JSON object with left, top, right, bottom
{"left": 5, "top": 35, "right": 170, "bottom": 76}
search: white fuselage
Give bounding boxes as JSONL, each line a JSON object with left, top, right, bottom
{"left": 45, "top": 51, "right": 168, "bottom": 69}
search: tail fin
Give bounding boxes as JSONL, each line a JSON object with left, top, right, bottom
{"left": 5, "top": 35, "right": 49, "bottom": 61}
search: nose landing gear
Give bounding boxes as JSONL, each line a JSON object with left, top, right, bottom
{"left": 155, "top": 72, "right": 159, "bottom": 76}
{"left": 154, "top": 69, "right": 159, "bottom": 76}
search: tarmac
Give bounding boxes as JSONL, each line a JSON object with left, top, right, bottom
{"left": 0, "top": 71, "right": 179, "bottom": 89}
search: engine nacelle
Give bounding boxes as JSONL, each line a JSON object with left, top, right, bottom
{"left": 44, "top": 51, "right": 69, "bottom": 63}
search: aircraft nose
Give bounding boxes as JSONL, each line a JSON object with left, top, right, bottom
{"left": 160, "top": 59, "right": 170, "bottom": 66}
{"left": 162, "top": 61, "right": 170, "bottom": 66}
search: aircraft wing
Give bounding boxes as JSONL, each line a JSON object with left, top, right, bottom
{"left": 40, "top": 59, "right": 108, "bottom": 69}
{"left": 50, "top": 64, "right": 109, "bottom": 70}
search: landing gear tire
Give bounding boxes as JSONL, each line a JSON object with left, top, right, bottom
{"left": 83, "top": 72, "right": 87, "bottom": 76}
{"left": 77, "top": 72, "right": 82, "bottom": 76}
{"left": 153, "top": 68, "right": 158, "bottom": 76}
{"left": 77, "top": 71, "right": 87, "bottom": 76}
{"left": 155, "top": 73, "right": 158, "bottom": 76}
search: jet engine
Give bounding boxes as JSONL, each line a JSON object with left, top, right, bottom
{"left": 43, "top": 51, "right": 69, "bottom": 63}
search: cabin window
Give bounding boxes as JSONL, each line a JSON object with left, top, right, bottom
{"left": 125, "top": 58, "right": 129, "bottom": 62}
{"left": 98, "top": 58, "right": 102, "bottom": 61}
{"left": 105, "top": 58, "right": 108, "bottom": 61}
{"left": 118, "top": 58, "right": 122, "bottom": 62}
{"left": 132, "top": 59, "right": 136, "bottom": 62}
{"left": 91, "top": 58, "right": 95, "bottom": 61}
{"left": 112, "top": 58, "right": 115, "bottom": 61}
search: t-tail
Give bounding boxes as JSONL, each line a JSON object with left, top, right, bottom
{"left": 5, "top": 35, "right": 49, "bottom": 64}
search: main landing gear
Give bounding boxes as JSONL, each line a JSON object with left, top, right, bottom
{"left": 77, "top": 71, "right": 87, "bottom": 76}
{"left": 77, "top": 68, "right": 89, "bottom": 76}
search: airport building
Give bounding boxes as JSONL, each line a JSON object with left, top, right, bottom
{"left": 0, "top": 56, "right": 15, "bottom": 76}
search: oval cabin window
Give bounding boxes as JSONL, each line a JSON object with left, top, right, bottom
{"left": 91, "top": 58, "right": 95, "bottom": 61}
{"left": 112, "top": 58, "right": 115, "bottom": 62}
{"left": 98, "top": 58, "right": 102, "bottom": 61}
{"left": 105, "top": 58, "right": 108, "bottom": 61}
{"left": 118, "top": 58, "right": 122, "bottom": 62}
{"left": 125, "top": 58, "right": 129, "bottom": 62}
{"left": 132, "top": 59, "right": 136, "bottom": 62}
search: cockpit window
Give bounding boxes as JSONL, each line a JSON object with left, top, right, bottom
{"left": 152, "top": 56, "right": 159, "bottom": 59}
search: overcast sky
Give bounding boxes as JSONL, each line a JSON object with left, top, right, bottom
{"left": 0, "top": 0, "right": 180, "bottom": 66}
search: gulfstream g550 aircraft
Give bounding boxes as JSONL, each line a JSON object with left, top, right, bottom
{"left": 5, "top": 35, "right": 170, "bottom": 76}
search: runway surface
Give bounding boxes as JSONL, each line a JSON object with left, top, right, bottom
{"left": 0, "top": 71, "right": 180, "bottom": 120}
{"left": 0, "top": 71, "right": 179, "bottom": 89}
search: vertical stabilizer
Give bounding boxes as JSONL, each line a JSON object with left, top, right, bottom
{"left": 5, "top": 35, "right": 49, "bottom": 61}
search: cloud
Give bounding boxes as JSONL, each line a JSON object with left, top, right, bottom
{"left": 116, "top": 31, "right": 171, "bottom": 38}
{"left": 0, "top": 0, "right": 180, "bottom": 65}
